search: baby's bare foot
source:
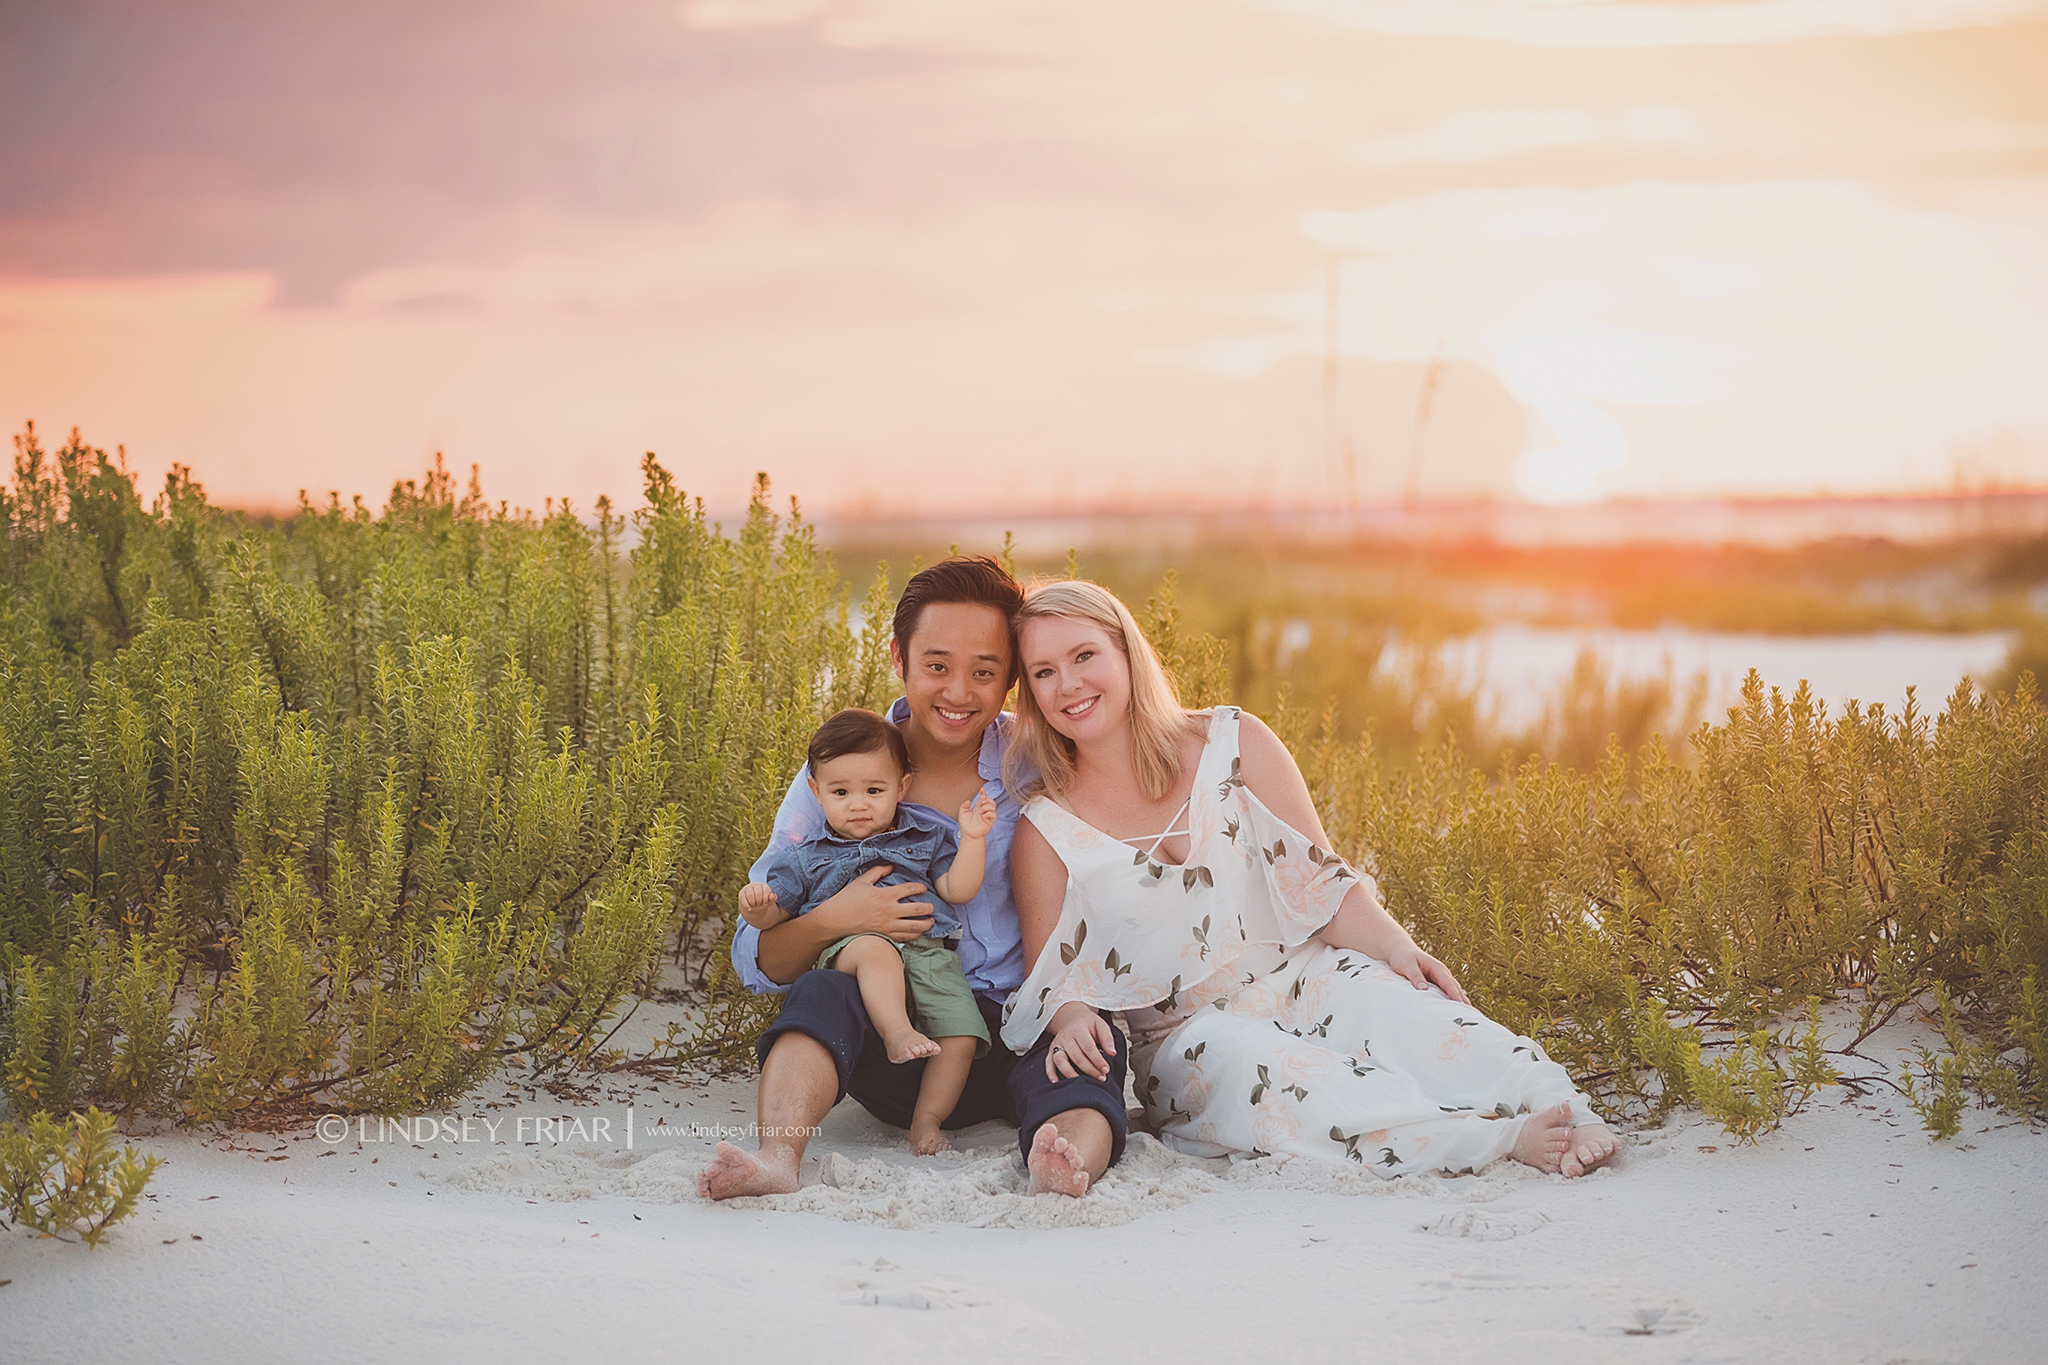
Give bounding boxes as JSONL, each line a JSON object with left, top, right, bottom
{"left": 696, "top": 1141, "right": 799, "bottom": 1200}
{"left": 909, "top": 1121, "right": 952, "bottom": 1156}
{"left": 1026, "top": 1123, "right": 1091, "bottom": 1197}
{"left": 883, "top": 1026, "right": 941, "bottom": 1064}
{"left": 1511, "top": 1102, "right": 1573, "bottom": 1175}
{"left": 1562, "top": 1122, "right": 1620, "bottom": 1178}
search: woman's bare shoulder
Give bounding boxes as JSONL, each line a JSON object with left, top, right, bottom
{"left": 1012, "top": 806, "right": 1052, "bottom": 850}
{"left": 1013, "top": 808, "right": 1076, "bottom": 869}
{"left": 1229, "top": 710, "right": 1312, "bottom": 795}
{"left": 1227, "top": 708, "right": 1287, "bottom": 752}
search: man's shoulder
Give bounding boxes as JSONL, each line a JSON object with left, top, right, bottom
{"left": 982, "top": 709, "right": 1036, "bottom": 785}
{"left": 892, "top": 804, "right": 957, "bottom": 839}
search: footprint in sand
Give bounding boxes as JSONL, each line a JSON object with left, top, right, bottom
{"left": 819, "top": 1153, "right": 872, "bottom": 1189}
{"left": 1616, "top": 1298, "right": 1705, "bottom": 1336}
{"left": 835, "top": 1268, "right": 987, "bottom": 1309}
{"left": 1422, "top": 1206, "right": 1553, "bottom": 1240}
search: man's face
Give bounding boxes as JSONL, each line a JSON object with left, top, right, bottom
{"left": 889, "top": 601, "right": 1013, "bottom": 756}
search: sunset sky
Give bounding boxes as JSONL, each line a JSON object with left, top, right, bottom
{"left": 4, "top": 0, "right": 2046, "bottom": 517}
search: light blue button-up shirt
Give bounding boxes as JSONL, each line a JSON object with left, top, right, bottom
{"left": 730, "top": 695, "right": 1031, "bottom": 999}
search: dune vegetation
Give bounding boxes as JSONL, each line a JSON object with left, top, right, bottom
{"left": 0, "top": 427, "right": 2040, "bottom": 1174}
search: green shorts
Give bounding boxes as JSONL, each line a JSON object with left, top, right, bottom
{"left": 816, "top": 934, "right": 991, "bottom": 1057}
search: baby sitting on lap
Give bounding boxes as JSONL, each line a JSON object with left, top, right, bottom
{"left": 739, "top": 708, "right": 997, "bottom": 1156}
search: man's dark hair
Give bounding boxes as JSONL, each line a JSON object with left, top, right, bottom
{"left": 890, "top": 554, "right": 1024, "bottom": 684}
{"left": 807, "top": 708, "right": 912, "bottom": 778}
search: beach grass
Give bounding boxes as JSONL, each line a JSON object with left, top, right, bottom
{"left": 0, "top": 429, "right": 2040, "bottom": 1151}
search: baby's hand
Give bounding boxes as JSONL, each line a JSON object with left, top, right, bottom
{"left": 957, "top": 789, "right": 998, "bottom": 840}
{"left": 737, "top": 882, "right": 788, "bottom": 929}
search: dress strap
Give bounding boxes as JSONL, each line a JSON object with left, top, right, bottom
{"left": 1023, "top": 794, "right": 1105, "bottom": 859}
{"left": 1114, "top": 708, "right": 1239, "bottom": 854}
{"left": 1195, "top": 706, "right": 1244, "bottom": 795}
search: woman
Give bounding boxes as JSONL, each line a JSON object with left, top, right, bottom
{"left": 1001, "top": 581, "right": 1619, "bottom": 1187}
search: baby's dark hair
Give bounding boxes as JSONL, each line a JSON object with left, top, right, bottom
{"left": 807, "top": 708, "right": 912, "bottom": 778}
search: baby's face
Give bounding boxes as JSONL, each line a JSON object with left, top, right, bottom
{"left": 808, "top": 749, "right": 913, "bottom": 840}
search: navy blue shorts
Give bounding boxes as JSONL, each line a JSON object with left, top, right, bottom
{"left": 758, "top": 969, "right": 1128, "bottom": 1167}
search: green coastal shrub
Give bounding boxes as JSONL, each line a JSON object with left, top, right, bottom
{"left": 1, "top": 1107, "right": 161, "bottom": 1245}
{"left": 2, "top": 422, "right": 2040, "bottom": 1141}
{"left": 1283, "top": 672, "right": 2047, "bottom": 1135}
{"left": 0, "top": 426, "right": 889, "bottom": 1123}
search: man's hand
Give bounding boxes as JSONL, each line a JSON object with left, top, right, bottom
{"left": 817, "top": 865, "right": 937, "bottom": 943}
{"left": 957, "top": 789, "right": 998, "bottom": 840}
{"left": 737, "top": 882, "right": 788, "bottom": 930}
{"left": 755, "top": 865, "right": 937, "bottom": 984}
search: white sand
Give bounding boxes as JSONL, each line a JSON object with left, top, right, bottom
{"left": 4, "top": 1009, "right": 2043, "bottom": 1363}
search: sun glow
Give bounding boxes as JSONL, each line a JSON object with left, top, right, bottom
{"left": 1, "top": 0, "right": 2044, "bottom": 515}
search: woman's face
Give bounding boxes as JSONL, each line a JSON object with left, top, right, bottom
{"left": 1021, "top": 613, "right": 1131, "bottom": 745}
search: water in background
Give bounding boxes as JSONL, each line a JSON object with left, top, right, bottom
{"left": 1392, "top": 625, "right": 2020, "bottom": 734}
{"left": 826, "top": 491, "right": 2048, "bottom": 556}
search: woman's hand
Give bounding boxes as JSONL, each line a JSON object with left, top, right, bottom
{"left": 1044, "top": 1002, "right": 1117, "bottom": 1083}
{"left": 1313, "top": 876, "right": 1469, "bottom": 1004}
{"left": 1234, "top": 713, "right": 1467, "bottom": 1003}
{"left": 1382, "top": 942, "right": 1469, "bottom": 1004}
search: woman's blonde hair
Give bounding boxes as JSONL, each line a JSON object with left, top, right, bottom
{"left": 1007, "top": 579, "right": 1198, "bottom": 802}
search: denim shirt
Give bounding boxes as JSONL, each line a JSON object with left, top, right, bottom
{"left": 731, "top": 697, "right": 1031, "bottom": 999}
{"left": 757, "top": 803, "right": 964, "bottom": 939}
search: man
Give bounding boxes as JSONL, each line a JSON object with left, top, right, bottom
{"left": 696, "top": 556, "right": 1126, "bottom": 1199}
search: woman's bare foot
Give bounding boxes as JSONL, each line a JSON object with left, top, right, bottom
{"left": 1562, "top": 1122, "right": 1620, "bottom": 1178}
{"left": 1026, "top": 1123, "right": 1091, "bottom": 1197}
{"left": 696, "top": 1142, "right": 799, "bottom": 1200}
{"left": 1511, "top": 1102, "right": 1573, "bottom": 1174}
{"left": 909, "top": 1120, "right": 953, "bottom": 1156}
{"left": 883, "top": 1026, "right": 941, "bottom": 1064}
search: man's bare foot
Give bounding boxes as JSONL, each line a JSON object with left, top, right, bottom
{"left": 1562, "top": 1122, "right": 1620, "bottom": 1178}
{"left": 883, "top": 1026, "right": 941, "bottom": 1064}
{"left": 909, "top": 1120, "right": 952, "bottom": 1156}
{"left": 1510, "top": 1102, "right": 1573, "bottom": 1174}
{"left": 696, "top": 1142, "right": 799, "bottom": 1200}
{"left": 1026, "top": 1123, "right": 1091, "bottom": 1197}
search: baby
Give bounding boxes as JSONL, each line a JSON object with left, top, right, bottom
{"left": 739, "top": 708, "right": 997, "bottom": 1155}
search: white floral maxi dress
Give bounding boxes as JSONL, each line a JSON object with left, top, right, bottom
{"left": 999, "top": 708, "right": 1597, "bottom": 1176}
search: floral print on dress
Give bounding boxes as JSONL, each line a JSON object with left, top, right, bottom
{"left": 1000, "top": 708, "right": 1362, "bottom": 1047}
{"left": 1005, "top": 707, "right": 1601, "bottom": 1178}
